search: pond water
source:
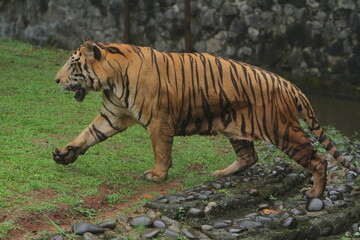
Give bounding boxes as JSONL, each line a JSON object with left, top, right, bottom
{"left": 307, "top": 94, "right": 360, "bottom": 138}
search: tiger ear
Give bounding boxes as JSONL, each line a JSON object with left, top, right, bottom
{"left": 84, "top": 40, "right": 94, "bottom": 59}
{"left": 84, "top": 40, "right": 101, "bottom": 61}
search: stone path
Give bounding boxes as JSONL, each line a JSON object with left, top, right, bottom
{"left": 47, "top": 155, "right": 360, "bottom": 240}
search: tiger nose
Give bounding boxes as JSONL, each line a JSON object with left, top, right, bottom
{"left": 55, "top": 79, "right": 60, "bottom": 84}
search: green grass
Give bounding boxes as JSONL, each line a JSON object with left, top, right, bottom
{"left": 0, "top": 39, "right": 359, "bottom": 239}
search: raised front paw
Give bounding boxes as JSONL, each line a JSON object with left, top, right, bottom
{"left": 52, "top": 146, "right": 79, "bottom": 165}
{"left": 143, "top": 169, "right": 167, "bottom": 182}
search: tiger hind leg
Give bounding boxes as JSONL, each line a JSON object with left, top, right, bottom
{"left": 213, "top": 139, "right": 258, "bottom": 178}
{"left": 281, "top": 128, "right": 327, "bottom": 198}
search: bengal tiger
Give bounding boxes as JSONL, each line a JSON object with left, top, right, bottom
{"left": 53, "top": 40, "right": 358, "bottom": 198}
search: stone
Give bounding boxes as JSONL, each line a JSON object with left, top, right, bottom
{"left": 181, "top": 228, "right": 198, "bottom": 239}
{"left": 213, "top": 220, "right": 232, "bottom": 229}
{"left": 281, "top": 217, "right": 298, "bottom": 229}
{"left": 48, "top": 234, "right": 65, "bottom": 240}
{"left": 346, "top": 171, "right": 358, "bottom": 179}
{"left": 187, "top": 208, "right": 205, "bottom": 218}
{"left": 201, "top": 224, "right": 213, "bottom": 231}
{"left": 248, "top": 188, "right": 259, "bottom": 196}
{"left": 153, "top": 219, "right": 167, "bottom": 229}
{"left": 290, "top": 208, "right": 306, "bottom": 215}
{"left": 238, "top": 220, "right": 263, "bottom": 229}
{"left": 164, "top": 229, "right": 181, "bottom": 238}
{"left": 254, "top": 216, "right": 273, "bottom": 223}
{"left": 228, "top": 227, "right": 246, "bottom": 234}
{"left": 83, "top": 232, "right": 101, "bottom": 240}
{"left": 140, "top": 228, "right": 161, "bottom": 239}
{"left": 328, "top": 190, "right": 343, "bottom": 201}
{"left": 130, "top": 216, "right": 152, "bottom": 228}
{"left": 306, "top": 198, "right": 324, "bottom": 212}
{"left": 72, "top": 222, "right": 104, "bottom": 235}
{"left": 98, "top": 221, "right": 117, "bottom": 229}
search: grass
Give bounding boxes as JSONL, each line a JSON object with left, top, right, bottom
{"left": 0, "top": 39, "right": 359, "bottom": 239}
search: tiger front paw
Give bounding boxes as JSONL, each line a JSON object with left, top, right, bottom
{"left": 300, "top": 187, "right": 324, "bottom": 198}
{"left": 143, "top": 169, "right": 167, "bottom": 182}
{"left": 52, "top": 146, "right": 80, "bottom": 165}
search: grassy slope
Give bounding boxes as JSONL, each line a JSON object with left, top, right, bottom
{"left": 0, "top": 39, "right": 358, "bottom": 238}
{"left": 0, "top": 39, "right": 240, "bottom": 213}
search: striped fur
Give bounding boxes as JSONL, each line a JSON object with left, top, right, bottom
{"left": 53, "top": 41, "right": 358, "bottom": 197}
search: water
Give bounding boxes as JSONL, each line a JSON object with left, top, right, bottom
{"left": 307, "top": 94, "right": 360, "bottom": 137}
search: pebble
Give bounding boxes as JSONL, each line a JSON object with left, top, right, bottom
{"left": 187, "top": 207, "right": 205, "bottom": 218}
{"left": 245, "top": 212, "right": 259, "bottom": 218}
{"left": 164, "top": 229, "right": 181, "bottom": 238}
{"left": 72, "top": 222, "right": 104, "bottom": 235}
{"left": 335, "top": 185, "right": 353, "bottom": 193}
{"left": 83, "top": 232, "right": 101, "bottom": 240}
{"left": 254, "top": 216, "right": 273, "bottom": 223}
{"left": 198, "top": 194, "right": 209, "bottom": 200}
{"left": 350, "top": 223, "right": 359, "bottom": 233}
{"left": 248, "top": 188, "right": 259, "bottom": 196}
{"left": 328, "top": 190, "right": 343, "bottom": 201}
{"left": 98, "top": 221, "right": 117, "bottom": 229}
{"left": 238, "top": 220, "right": 263, "bottom": 229}
{"left": 200, "top": 224, "right": 212, "bottom": 231}
{"left": 212, "top": 182, "right": 223, "bottom": 189}
{"left": 182, "top": 228, "right": 198, "bottom": 239}
{"left": 130, "top": 216, "right": 152, "bottom": 227}
{"left": 141, "top": 228, "right": 161, "bottom": 239}
{"left": 152, "top": 219, "right": 167, "bottom": 229}
{"left": 346, "top": 171, "right": 357, "bottom": 179}
{"left": 48, "top": 234, "right": 65, "bottom": 240}
{"left": 213, "top": 220, "right": 232, "bottom": 229}
{"left": 203, "top": 190, "right": 214, "bottom": 196}
{"left": 258, "top": 203, "right": 270, "bottom": 210}
{"left": 159, "top": 198, "right": 169, "bottom": 204}
{"left": 306, "top": 198, "right": 324, "bottom": 212}
{"left": 228, "top": 227, "right": 246, "bottom": 234}
{"left": 204, "top": 202, "right": 218, "bottom": 213}
{"left": 281, "top": 217, "right": 298, "bottom": 229}
{"left": 290, "top": 208, "right": 306, "bottom": 215}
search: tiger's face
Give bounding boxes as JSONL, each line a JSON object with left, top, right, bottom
{"left": 55, "top": 41, "right": 106, "bottom": 102}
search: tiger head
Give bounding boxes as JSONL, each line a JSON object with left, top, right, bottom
{"left": 55, "top": 41, "right": 107, "bottom": 102}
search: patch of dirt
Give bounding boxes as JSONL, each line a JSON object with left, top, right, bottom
{"left": 1, "top": 179, "right": 183, "bottom": 240}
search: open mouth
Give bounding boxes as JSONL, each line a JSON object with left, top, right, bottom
{"left": 66, "top": 85, "right": 86, "bottom": 102}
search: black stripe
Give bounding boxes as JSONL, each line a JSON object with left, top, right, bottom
{"left": 100, "top": 113, "right": 122, "bottom": 131}
{"left": 92, "top": 125, "right": 107, "bottom": 142}
{"left": 106, "top": 46, "right": 126, "bottom": 57}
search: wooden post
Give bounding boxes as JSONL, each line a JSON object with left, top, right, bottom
{"left": 184, "top": 0, "right": 191, "bottom": 52}
{"left": 124, "top": 0, "right": 130, "bottom": 43}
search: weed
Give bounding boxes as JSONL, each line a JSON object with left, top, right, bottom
{"left": 269, "top": 194, "right": 277, "bottom": 201}
{"left": 107, "top": 193, "right": 126, "bottom": 204}
{"left": 219, "top": 189, "right": 231, "bottom": 195}
{"left": 177, "top": 206, "right": 186, "bottom": 221}
{"left": 0, "top": 220, "right": 20, "bottom": 238}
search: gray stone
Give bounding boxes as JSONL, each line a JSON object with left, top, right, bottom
{"left": 164, "top": 229, "right": 181, "bottom": 238}
{"left": 83, "top": 232, "right": 101, "bottom": 240}
{"left": 290, "top": 208, "right": 306, "bottom": 215}
{"left": 181, "top": 228, "right": 198, "bottom": 239}
{"left": 187, "top": 208, "right": 205, "bottom": 218}
{"left": 72, "top": 222, "right": 104, "bottom": 235}
{"left": 48, "top": 234, "right": 65, "bottom": 240}
{"left": 306, "top": 198, "right": 324, "bottom": 212}
{"left": 254, "top": 216, "right": 273, "bottom": 223}
{"left": 281, "top": 217, "right": 298, "bottom": 229}
{"left": 201, "top": 224, "right": 213, "bottom": 231}
{"left": 98, "top": 221, "right": 116, "bottom": 229}
{"left": 130, "top": 216, "right": 152, "bottom": 228}
{"left": 141, "top": 228, "right": 161, "bottom": 239}
{"left": 213, "top": 220, "right": 232, "bottom": 229}
{"left": 153, "top": 219, "right": 167, "bottom": 229}
{"left": 238, "top": 220, "right": 263, "bottom": 229}
{"left": 228, "top": 227, "right": 246, "bottom": 233}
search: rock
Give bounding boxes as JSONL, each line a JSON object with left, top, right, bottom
{"left": 140, "top": 228, "right": 161, "bottom": 239}
{"left": 159, "top": 198, "right": 169, "bottom": 204}
{"left": 346, "top": 171, "right": 358, "bottom": 179}
{"left": 258, "top": 203, "right": 270, "bottom": 210}
{"left": 212, "top": 182, "right": 223, "bottom": 189}
{"left": 213, "top": 220, "right": 232, "bottom": 229}
{"left": 201, "top": 224, "right": 213, "bottom": 231}
{"left": 204, "top": 202, "right": 218, "bottom": 213}
{"left": 238, "top": 220, "right": 263, "bottom": 229}
{"left": 248, "top": 188, "right": 259, "bottom": 196}
{"left": 181, "top": 228, "right": 198, "bottom": 239}
{"left": 98, "top": 221, "right": 117, "bottom": 229}
{"left": 83, "top": 232, "right": 101, "bottom": 240}
{"left": 163, "top": 229, "right": 181, "bottom": 238}
{"left": 198, "top": 194, "right": 208, "bottom": 200}
{"left": 306, "top": 198, "right": 324, "bottom": 212}
{"left": 328, "top": 190, "right": 343, "bottom": 201}
{"left": 281, "top": 217, "right": 298, "bottom": 229}
{"left": 153, "top": 219, "right": 167, "bottom": 229}
{"left": 187, "top": 208, "right": 205, "bottom": 218}
{"left": 48, "top": 234, "right": 65, "bottom": 240}
{"left": 254, "top": 216, "right": 273, "bottom": 223}
{"left": 72, "top": 222, "right": 105, "bottom": 235}
{"left": 335, "top": 185, "right": 353, "bottom": 194}
{"left": 290, "top": 207, "right": 306, "bottom": 215}
{"left": 130, "top": 216, "right": 152, "bottom": 228}
{"left": 228, "top": 227, "right": 246, "bottom": 234}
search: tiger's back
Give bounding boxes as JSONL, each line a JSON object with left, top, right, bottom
{"left": 53, "top": 41, "right": 358, "bottom": 198}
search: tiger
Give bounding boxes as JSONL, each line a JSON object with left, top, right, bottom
{"left": 53, "top": 40, "right": 358, "bottom": 198}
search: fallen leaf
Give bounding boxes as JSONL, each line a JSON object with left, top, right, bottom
{"left": 143, "top": 195, "right": 155, "bottom": 199}
{"left": 261, "top": 209, "right": 279, "bottom": 214}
